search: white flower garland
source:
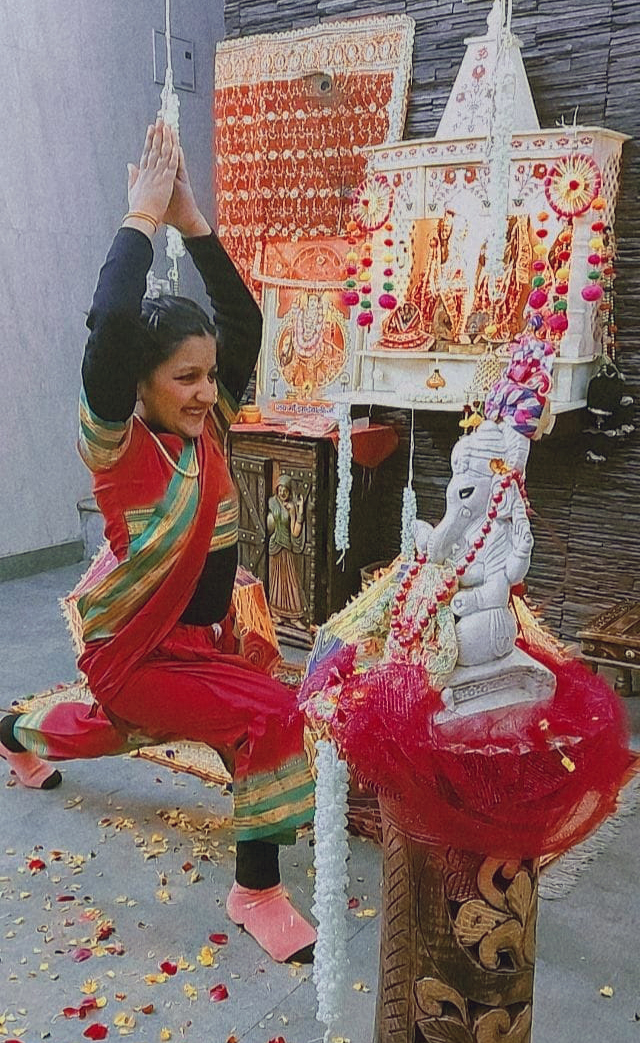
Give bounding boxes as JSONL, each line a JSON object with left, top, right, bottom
{"left": 157, "top": 0, "right": 186, "bottom": 294}
{"left": 334, "top": 404, "right": 353, "bottom": 564}
{"left": 485, "top": 4, "right": 517, "bottom": 300}
{"left": 312, "top": 740, "right": 351, "bottom": 1043}
{"left": 400, "top": 484, "right": 417, "bottom": 560}
{"left": 400, "top": 408, "right": 417, "bottom": 559}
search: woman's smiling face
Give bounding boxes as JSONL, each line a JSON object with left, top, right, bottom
{"left": 137, "top": 333, "right": 217, "bottom": 438}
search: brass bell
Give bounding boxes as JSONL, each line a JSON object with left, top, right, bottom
{"left": 426, "top": 368, "right": 446, "bottom": 390}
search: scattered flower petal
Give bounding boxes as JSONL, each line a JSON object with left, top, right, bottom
{"left": 600, "top": 985, "right": 614, "bottom": 997}
{"left": 72, "top": 947, "right": 93, "bottom": 963}
{"left": 83, "top": 1025, "right": 109, "bottom": 1040}
{"left": 208, "top": 933, "right": 228, "bottom": 945}
{"left": 81, "top": 979, "right": 99, "bottom": 995}
{"left": 159, "top": 961, "right": 177, "bottom": 976}
{"left": 144, "top": 973, "right": 168, "bottom": 986}
{"left": 209, "top": 984, "right": 229, "bottom": 1002}
{"left": 113, "top": 1013, "right": 135, "bottom": 1030}
{"left": 197, "top": 945, "right": 216, "bottom": 967}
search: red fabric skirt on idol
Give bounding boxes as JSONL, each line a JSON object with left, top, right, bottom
{"left": 321, "top": 640, "right": 630, "bottom": 859}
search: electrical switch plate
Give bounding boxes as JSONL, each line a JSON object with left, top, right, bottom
{"left": 153, "top": 29, "right": 196, "bottom": 92}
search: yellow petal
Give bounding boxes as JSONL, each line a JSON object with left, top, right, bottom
{"left": 196, "top": 946, "right": 216, "bottom": 967}
{"left": 81, "top": 978, "right": 99, "bottom": 994}
{"left": 600, "top": 985, "right": 614, "bottom": 997}
{"left": 183, "top": 983, "right": 198, "bottom": 1000}
{"left": 114, "top": 1013, "right": 136, "bottom": 1028}
{"left": 160, "top": 1030, "right": 172, "bottom": 1041}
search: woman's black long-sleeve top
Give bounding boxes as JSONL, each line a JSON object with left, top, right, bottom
{"left": 81, "top": 227, "right": 262, "bottom": 625}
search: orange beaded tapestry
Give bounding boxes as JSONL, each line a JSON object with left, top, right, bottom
{"left": 214, "top": 16, "right": 415, "bottom": 294}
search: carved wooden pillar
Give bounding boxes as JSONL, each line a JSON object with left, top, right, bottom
{"left": 374, "top": 804, "right": 538, "bottom": 1043}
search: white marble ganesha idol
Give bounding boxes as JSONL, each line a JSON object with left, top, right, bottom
{"left": 413, "top": 419, "right": 556, "bottom": 715}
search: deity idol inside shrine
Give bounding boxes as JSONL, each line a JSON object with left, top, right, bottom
{"left": 333, "top": 3, "right": 627, "bottom": 415}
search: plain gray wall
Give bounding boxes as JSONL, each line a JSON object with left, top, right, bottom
{"left": 0, "top": 0, "right": 225, "bottom": 561}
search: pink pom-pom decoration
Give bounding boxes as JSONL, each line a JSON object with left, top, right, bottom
{"left": 532, "top": 260, "right": 546, "bottom": 272}
{"left": 528, "top": 289, "right": 548, "bottom": 310}
{"left": 588, "top": 254, "right": 602, "bottom": 266}
{"left": 378, "top": 293, "right": 397, "bottom": 310}
{"left": 581, "top": 284, "right": 603, "bottom": 302}
{"left": 346, "top": 265, "right": 357, "bottom": 276}
{"left": 547, "top": 312, "right": 569, "bottom": 333}
{"left": 342, "top": 291, "right": 360, "bottom": 307}
{"left": 357, "top": 310, "right": 374, "bottom": 327}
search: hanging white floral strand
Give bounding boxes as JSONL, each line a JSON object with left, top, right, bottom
{"left": 334, "top": 404, "right": 353, "bottom": 565}
{"left": 485, "top": 0, "right": 517, "bottom": 302}
{"left": 312, "top": 739, "right": 350, "bottom": 1043}
{"left": 158, "top": 0, "right": 185, "bottom": 293}
{"left": 400, "top": 409, "right": 417, "bottom": 559}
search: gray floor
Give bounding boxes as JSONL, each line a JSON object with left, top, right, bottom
{"left": 0, "top": 563, "right": 638, "bottom": 1041}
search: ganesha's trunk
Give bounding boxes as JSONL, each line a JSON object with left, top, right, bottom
{"left": 427, "top": 513, "right": 468, "bottom": 565}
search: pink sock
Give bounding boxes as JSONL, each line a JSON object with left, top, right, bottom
{"left": 0, "top": 739, "right": 62, "bottom": 789}
{"left": 226, "top": 882, "right": 316, "bottom": 963}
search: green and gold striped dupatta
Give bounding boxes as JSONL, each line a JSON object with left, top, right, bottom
{"left": 77, "top": 435, "right": 200, "bottom": 644}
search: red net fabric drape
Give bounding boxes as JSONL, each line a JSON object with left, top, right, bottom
{"left": 301, "top": 640, "right": 630, "bottom": 860}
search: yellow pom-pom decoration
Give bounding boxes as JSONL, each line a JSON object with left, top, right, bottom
{"left": 485, "top": 323, "right": 498, "bottom": 338}
{"left": 533, "top": 244, "right": 548, "bottom": 257}
{"left": 537, "top": 211, "right": 549, "bottom": 222}
{"left": 555, "top": 266, "right": 570, "bottom": 282}
{"left": 589, "top": 237, "right": 604, "bottom": 251}
{"left": 346, "top": 251, "right": 358, "bottom": 262}
{"left": 358, "top": 270, "right": 370, "bottom": 282}
{"left": 383, "top": 253, "right": 394, "bottom": 264}
{"left": 591, "top": 197, "right": 607, "bottom": 211}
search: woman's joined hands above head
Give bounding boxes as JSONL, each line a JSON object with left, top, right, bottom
{"left": 125, "top": 120, "right": 179, "bottom": 231}
{"left": 125, "top": 119, "right": 211, "bottom": 240}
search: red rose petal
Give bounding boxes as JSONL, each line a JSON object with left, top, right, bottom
{"left": 209, "top": 984, "right": 229, "bottom": 1002}
{"left": 208, "top": 933, "right": 229, "bottom": 945}
{"left": 348, "top": 897, "right": 360, "bottom": 909}
{"left": 28, "top": 858, "right": 46, "bottom": 872}
{"left": 72, "top": 947, "right": 93, "bottom": 962}
{"left": 57, "top": 894, "right": 76, "bottom": 901}
{"left": 62, "top": 1007, "right": 81, "bottom": 1018}
{"left": 83, "top": 1025, "right": 109, "bottom": 1040}
{"left": 159, "top": 960, "right": 178, "bottom": 975}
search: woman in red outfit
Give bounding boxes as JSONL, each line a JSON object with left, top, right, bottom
{"left": 0, "top": 121, "right": 316, "bottom": 964}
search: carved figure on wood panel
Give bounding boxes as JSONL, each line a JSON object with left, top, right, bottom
{"left": 267, "top": 475, "right": 308, "bottom": 629}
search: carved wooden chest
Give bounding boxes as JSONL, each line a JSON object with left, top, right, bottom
{"left": 229, "top": 427, "right": 384, "bottom": 648}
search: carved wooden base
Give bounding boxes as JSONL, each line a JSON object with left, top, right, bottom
{"left": 374, "top": 807, "right": 538, "bottom": 1043}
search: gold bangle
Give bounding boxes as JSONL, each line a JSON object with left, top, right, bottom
{"left": 123, "top": 211, "right": 159, "bottom": 231}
